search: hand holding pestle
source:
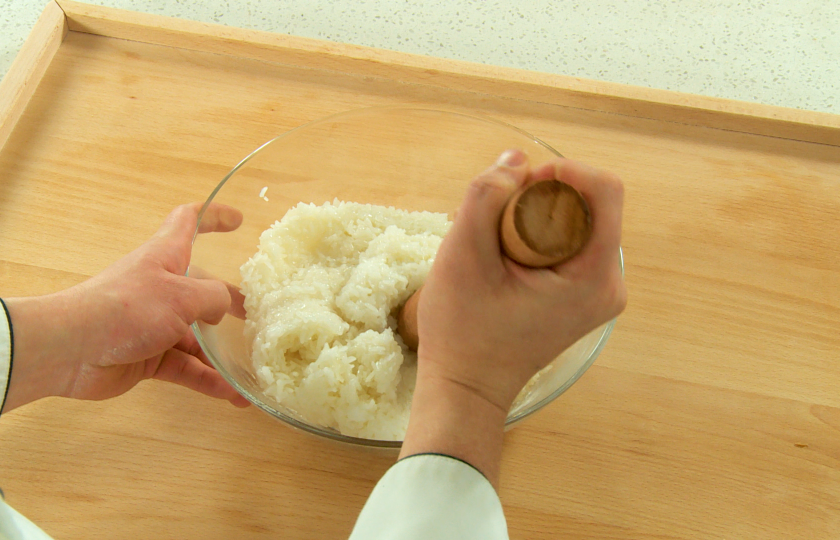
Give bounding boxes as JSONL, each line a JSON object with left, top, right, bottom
{"left": 397, "top": 166, "right": 592, "bottom": 351}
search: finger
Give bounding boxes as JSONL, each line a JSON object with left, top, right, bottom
{"left": 173, "top": 332, "right": 238, "bottom": 376}
{"left": 154, "top": 348, "right": 250, "bottom": 407}
{"left": 188, "top": 266, "right": 247, "bottom": 320}
{"left": 196, "top": 203, "right": 243, "bottom": 234}
{"left": 530, "top": 159, "right": 624, "bottom": 278}
{"left": 172, "top": 334, "right": 251, "bottom": 407}
{"left": 176, "top": 277, "right": 231, "bottom": 324}
{"left": 174, "top": 332, "right": 212, "bottom": 367}
{"left": 227, "top": 286, "right": 247, "bottom": 320}
{"left": 448, "top": 149, "right": 529, "bottom": 267}
{"left": 155, "top": 202, "right": 243, "bottom": 244}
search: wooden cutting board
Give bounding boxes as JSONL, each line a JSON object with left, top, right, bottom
{"left": 1, "top": 2, "right": 839, "bottom": 539}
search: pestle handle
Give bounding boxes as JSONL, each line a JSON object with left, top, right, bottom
{"left": 397, "top": 179, "right": 592, "bottom": 351}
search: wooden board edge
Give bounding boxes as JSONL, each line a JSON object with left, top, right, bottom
{"left": 0, "top": 1, "right": 68, "bottom": 151}
{"left": 58, "top": 0, "right": 840, "bottom": 147}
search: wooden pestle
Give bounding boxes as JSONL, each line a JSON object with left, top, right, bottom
{"left": 397, "top": 179, "right": 592, "bottom": 351}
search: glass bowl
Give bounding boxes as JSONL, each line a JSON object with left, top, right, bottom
{"left": 189, "top": 106, "right": 620, "bottom": 448}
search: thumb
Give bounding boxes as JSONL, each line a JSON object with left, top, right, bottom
{"left": 449, "top": 149, "right": 529, "bottom": 265}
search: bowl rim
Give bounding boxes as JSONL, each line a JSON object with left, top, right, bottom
{"left": 190, "top": 105, "right": 622, "bottom": 448}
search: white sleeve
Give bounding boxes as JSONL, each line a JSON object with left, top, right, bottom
{"left": 1, "top": 300, "right": 54, "bottom": 539}
{"left": 0, "top": 498, "right": 54, "bottom": 540}
{"left": 0, "top": 298, "right": 12, "bottom": 416}
{"left": 349, "top": 454, "right": 509, "bottom": 540}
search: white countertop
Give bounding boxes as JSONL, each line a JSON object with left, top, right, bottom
{"left": 2, "top": 0, "right": 838, "bottom": 114}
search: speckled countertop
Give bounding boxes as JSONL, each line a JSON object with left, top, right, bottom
{"left": 2, "top": 0, "right": 838, "bottom": 113}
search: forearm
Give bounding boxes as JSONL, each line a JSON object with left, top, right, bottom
{"left": 399, "top": 370, "right": 507, "bottom": 489}
{"left": 1, "top": 291, "right": 83, "bottom": 412}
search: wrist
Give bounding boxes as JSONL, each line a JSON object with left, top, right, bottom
{"left": 2, "top": 290, "right": 86, "bottom": 412}
{"left": 400, "top": 367, "right": 508, "bottom": 489}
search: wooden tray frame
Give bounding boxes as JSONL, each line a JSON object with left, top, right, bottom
{"left": 2, "top": 0, "right": 839, "bottom": 151}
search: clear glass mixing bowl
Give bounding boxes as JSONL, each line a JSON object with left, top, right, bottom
{"left": 189, "top": 107, "right": 621, "bottom": 448}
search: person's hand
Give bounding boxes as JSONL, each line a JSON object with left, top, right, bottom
{"left": 2, "top": 203, "right": 250, "bottom": 412}
{"left": 419, "top": 150, "right": 626, "bottom": 411}
{"left": 400, "top": 149, "right": 626, "bottom": 487}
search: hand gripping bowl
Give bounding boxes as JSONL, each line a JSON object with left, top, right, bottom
{"left": 189, "top": 107, "right": 622, "bottom": 448}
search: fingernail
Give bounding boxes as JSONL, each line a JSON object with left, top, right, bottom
{"left": 496, "top": 149, "right": 526, "bottom": 168}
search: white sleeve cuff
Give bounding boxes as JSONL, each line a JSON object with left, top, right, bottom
{"left": 0, "top": 298, "right": 12, "bottom": 416}
{"left": 349, "top": 453, "right": 509, "bottom": 540}
{"left": 0, "top": 497, "right": 55, "bottom": 540}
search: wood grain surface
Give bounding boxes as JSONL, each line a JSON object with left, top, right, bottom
{"left": 1, "top": 3, "right": 839, "bottom": 539}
